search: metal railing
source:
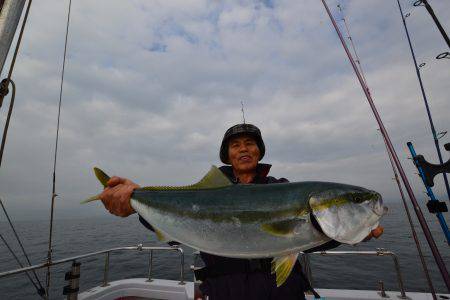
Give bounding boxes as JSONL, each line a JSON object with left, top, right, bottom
{"left": 190, "top": 248, "right": 408, "bottom": 298}
{"left": 0, "top": 244, "right": 185, "bottom": 286}
{"left": 1, "top": 245, "right": 407, "bottom": 298}
{"left": 300, "top": 248, "right": 407, "bottom": 299}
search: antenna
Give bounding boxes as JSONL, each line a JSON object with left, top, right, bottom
{"left": 241, "top": 100, "right": 246, "bottom": 124}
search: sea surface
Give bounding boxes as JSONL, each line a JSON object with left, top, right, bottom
{"left": 0, "top": 201, "right": 449, "bottom": 299}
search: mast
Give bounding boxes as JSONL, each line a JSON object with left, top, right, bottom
{"left": 0, "top": 0, "right": 26, "bottom": 76}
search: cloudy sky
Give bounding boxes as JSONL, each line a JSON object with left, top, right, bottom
{"left": 0, "top": 0, "right": 449, "bottom": 220}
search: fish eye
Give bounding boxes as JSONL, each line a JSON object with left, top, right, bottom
{"left": 352, "top": 194, "right": 363, "bottom": 202}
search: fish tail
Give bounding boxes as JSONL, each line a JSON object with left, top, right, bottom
{"left": 94, "top": 167, "right": 111, "bottom": 188}
{"left": 81, "top": 194, "right": 102, "bottom": 204}
{"left": 81, "top": 167, "right": 110, "bottom": 204}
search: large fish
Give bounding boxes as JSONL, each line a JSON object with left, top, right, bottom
{"left": 85, "top": 166, "right": 386, "bottom": 286}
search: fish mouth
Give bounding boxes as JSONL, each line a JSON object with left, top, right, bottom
{"left": 309, "top": 189, "right": 386, "bottom": 244}
{"left": 371, "top": 192, "right": 387, "bottom": 217}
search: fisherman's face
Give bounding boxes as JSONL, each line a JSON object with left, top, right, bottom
{"left": 228, "top": 135, "right": 260, "bottom": 174}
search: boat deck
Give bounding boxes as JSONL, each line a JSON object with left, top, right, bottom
{"left": 78, "top": 278, "right": 450, "bottom": 300}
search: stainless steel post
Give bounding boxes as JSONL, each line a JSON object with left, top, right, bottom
{"left": 147, "top": 250, "right": 153, "bottom": 282}
{"left": 0, "top": 0, "right": 26, "bottom": 75}
{"left": 102, "top": 252, "right": 110, "bottom": 287}
{"left": 178, "top": 247, "right": 185, "bottom": 285}
{"left": 390, "top": 253, "right": 407, "bottom": 299}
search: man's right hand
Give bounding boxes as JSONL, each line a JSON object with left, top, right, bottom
{"left": 99, "top": 176, "right": 140, "bottom": 217}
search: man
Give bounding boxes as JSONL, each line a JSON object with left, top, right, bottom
{"left": 99, "top": 124, "right": 378, "bottom": 299}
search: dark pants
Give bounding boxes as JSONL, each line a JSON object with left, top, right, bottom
{"left": 199, "top": 269, "right": 306, "bottom": 300}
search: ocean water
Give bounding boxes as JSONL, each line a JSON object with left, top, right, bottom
{"left": 0, "top": 201, "right": 449, "bottom": 299}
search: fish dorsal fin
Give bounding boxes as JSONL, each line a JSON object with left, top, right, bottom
{"left": 191, "top": 165, "right": 232, "bottom": 189}
{"left": 141, "top": 166, "right": 231, "bottom": 191}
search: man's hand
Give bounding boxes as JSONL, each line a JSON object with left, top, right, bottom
{"left": 363, "top": 225, "right": 384, "bottom": 242}
{"left": 99, "top": 176, "right": 140, "bottom": 217}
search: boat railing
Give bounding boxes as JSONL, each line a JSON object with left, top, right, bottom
{"left": 301, "top": 248, "right": 407, "bottom": 298}
{"left": 0, "top": 244, "right": 186, "bottom": 293}
{"left": 0, "top": 245, "right": 407, "bottom": 299}
{"left": 191, "top": 248, "right": 407, "bottom": 299}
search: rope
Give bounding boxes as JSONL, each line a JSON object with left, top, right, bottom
{"left": 0, "top": 1, "right": 45, "bottom": 298}
{"left": 0, "top": 198, "right": 45, "bottom": 295}
{"left": 45, "top": 0, "right": 73, "bottom": 297}
{"left": 0, "top": 0, "right": 33, "bottom": 166}
{"left": 0, "top": 79, "right": 15, "bottom": 167}
{"left": 0, "top": 233, "right": 44, "bottom": 297}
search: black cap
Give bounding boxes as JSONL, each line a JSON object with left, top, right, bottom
{"left": 220, "top": 124, "right": 265, "bottom": 164}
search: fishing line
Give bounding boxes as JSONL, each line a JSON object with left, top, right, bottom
{"left": 320, "top": 0, "right": 450, "bottom": 291}
{"left": 336, "top": 2, "right": 436, "bottom": 295}
{"left": 397, "top": 0, "right": 450, "bottom": 204}
{"left": 0, "top": 233, "right": 45, "bottom": 297}
{"left": 45, "top": 0, "right": 72, "bottom": 297}
{"left": 0, "top": 0, "right": 33, "bottom": 167}
{"left": 336, "top": 4, "right": 368, "bottom": 88}
{"left": 0, "top": 198, "right": 45, "bottom": 296}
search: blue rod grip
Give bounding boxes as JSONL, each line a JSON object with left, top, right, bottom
{"left": 407, "top": 142, "right": 450, "bottom": 245}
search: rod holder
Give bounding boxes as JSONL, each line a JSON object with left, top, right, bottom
{"left": 63, "top": 261, "right": 80, "bottom": 300}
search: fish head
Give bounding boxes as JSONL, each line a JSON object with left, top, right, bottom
{"left": 309, "top": 185, "right": 386, "bottom": 244}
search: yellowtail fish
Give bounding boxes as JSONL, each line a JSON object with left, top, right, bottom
{"left": 84, "top": 166, "right": 386, "bottom": 286}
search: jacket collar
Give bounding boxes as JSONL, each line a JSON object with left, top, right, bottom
{"left": 219, "top": 163, "right": 272, "bottom": 183}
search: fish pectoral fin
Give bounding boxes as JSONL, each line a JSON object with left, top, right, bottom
{"left": 271, "top": 253, "right": 299, "bottom": 287}
{"left": 154, "top": 228, "right": 169, "bottom": 242}
{"left": 261, "top": 219, "right": 305, "bottom": 237}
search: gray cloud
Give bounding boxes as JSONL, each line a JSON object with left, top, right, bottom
{"left": 0, "top": 0, "right": 449, "bottom": 221}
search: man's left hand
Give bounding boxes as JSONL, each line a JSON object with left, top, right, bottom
{"left": 363, "top": 225, "right": 384, "bottom": 242}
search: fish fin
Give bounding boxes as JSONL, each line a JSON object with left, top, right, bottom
{"left": 191, "top": 165, "right": 232, "bottom": 189}
{"left": 81, "top": 194, "right": 102, "bottom": 204}
{"left": 141, "top": 166, "right": 231, "bottom": 191}
{"left": 94, "top": 167, "right": 111, "bottom": 188}
{"left": 271, "top": 253, "right": 299, "bottom": 287}
{"left": 81, "top": 167, "right": 111, "bottom": 204}
{"left": 154, "top": 228, "right": 168, "bottom": 242}
{"left": 261, "top": 219, "right": 306, "bottom": 237}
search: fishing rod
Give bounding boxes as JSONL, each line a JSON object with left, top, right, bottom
{"left": 320, "top": 0, "right": 450, "bottom": 292}
{"left": 336, "top": 2, "right": 436, "bottom": 296}
{"left": 413, "top": 0, "right": 450, "bottom": 59}
{"left": 45, "top": 0, "right": 72, "bottom": 297}
{"left": 396, "top": 0, "right": 450, "bottom": 206}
